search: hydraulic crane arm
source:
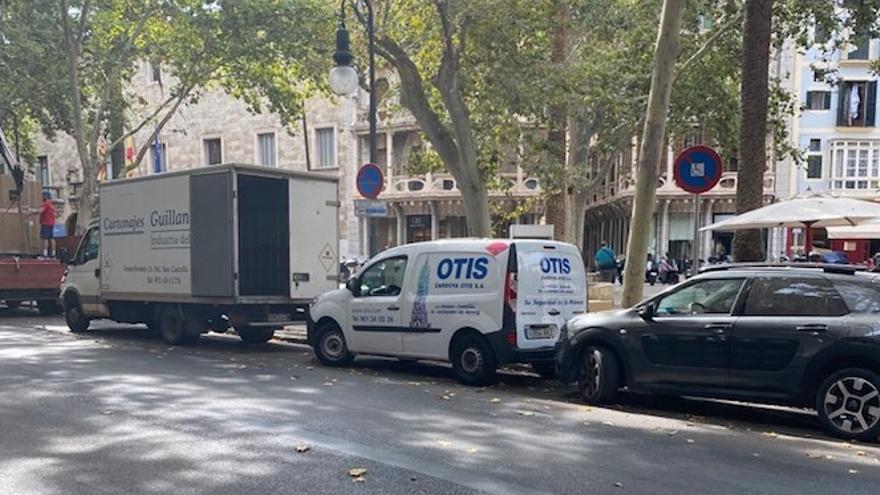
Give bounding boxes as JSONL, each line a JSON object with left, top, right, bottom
{"left": 0, "top": 126, "right": 25, "bottom": 196}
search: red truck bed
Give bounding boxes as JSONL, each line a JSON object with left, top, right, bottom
{"left": 0, "top": 255, "right": 64, "bottom": 312}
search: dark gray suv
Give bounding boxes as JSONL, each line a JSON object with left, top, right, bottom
{"left": 555, "top": 264, "right": 880, "bottom": 441}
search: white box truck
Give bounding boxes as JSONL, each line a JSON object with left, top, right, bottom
{"left": 60, "top": 164, "right": 339, "bottom": 344}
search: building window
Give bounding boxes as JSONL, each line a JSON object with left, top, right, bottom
{"left": 37, "top": 156, "right": 50, "bottom": 186}
{"left": 203, "top": 138, "right": 222, "bottom": 165}
{"left": 837, "top": 80, "right": 877, "bottom": 127}
{"left": 806, "top": 139, "right": 822, "bottom": 179}
{"left": 830, "top": 140, "right": 880, "bottom": 190}
{"left": 683, "top": 127, "right": 704, "bottom": 148}
{"left": 813, "top": 69, "right": 828, "bottom": 82}
{"left": 805, "top": 90, "right": 831, "bottom": 110}
{"left": 257, "top": 132, "right": 277, "bottom": 167}
{"left": 315, "top": 127, "right": 335, "bottom": 169}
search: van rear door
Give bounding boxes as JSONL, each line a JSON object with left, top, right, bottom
{"left": 514, "top": 242, "right": 586, "bottom": 350}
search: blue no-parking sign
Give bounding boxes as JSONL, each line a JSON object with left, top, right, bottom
{"left": 356, "top": 163, "right": 384, "bottom": 199}
{"left": 673, "top": 145, "right": 722, "bottom": 194}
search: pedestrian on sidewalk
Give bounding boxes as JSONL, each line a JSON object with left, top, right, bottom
{"left": 29, "top": 190, "right": 56, "bottom": 257}
{"left": 594, "top": 241, "right": 616, "bottom": 283}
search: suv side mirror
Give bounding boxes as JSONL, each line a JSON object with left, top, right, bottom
{"left": 638, "top": 303, "right": 654, "bottom": 320}
{"left": 346, "top": 278, "right": 360, "bottom": 297}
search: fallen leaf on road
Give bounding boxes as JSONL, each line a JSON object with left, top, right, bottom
{"left": 466, "top": 447, "right": 479, "bottom": 454}
{"left": 437, "top": 441, "right": 451, "bottom": 448}
{"left": 323, "top": 382, "right": 333, "bottom": 386}
{"left": 613, "top": 482, "right": 623, "bottom": 488}
{"left": 856, "top": 451, "right": 867, "bottom": 457}
{"left": 667, "top": 431, "right": 678, "bottom": 437}
{"left": 806, "top": 453, "right": 822, "bottom": 459}
{"left": 289, "top": 376, "right": 298, "bottom": 380}
{"left": 518, "top": 411, "right": 535, "bottom": 417}
{"left": 306, "top": 366, "right": 314, "bottom": 370}
{"left": 439, "top": 395, "right": 451, "bottom": 401}
{"left": 490, "top": 398, "right": 501, "bottom": 403}
{"left": 762, "top": 432, "right": 778, "bottom": 438}
{"left": 295, "top": 445, "right": 310, "bottom": 453}
{"left": 602, "top": 421, "right": 615, "bottom": 427}
{"left": 686, "top": 439, "right": 695, "bottom": 444}
{"left": 752, "top": 453, "right": 761, "bottom": 458}
{"left": 825, "top": 455, "right": 834, "bottom": 460}
{"left": 849, "top": 469, "right": 859, "bottom": 475}
{"left": 543, "top": 405, "right": 551, "bottom": 410}
{"left": 410, "top": 476, "right": 418, "bottom": 482}
{"left": 583, "top": 422, "right": 591, "bottom": 426}
{"left": 352, "top": 476, "right": 365, "bottom": 483}
{"left": 349, "top": 468, "right": 367, "bottom": 477}
{"left": 408, "top": 381, "right": 422, "bottom": 386}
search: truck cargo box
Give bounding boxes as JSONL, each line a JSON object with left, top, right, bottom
{"left": 98, "top": 164, "right": 338, "bottom": 304}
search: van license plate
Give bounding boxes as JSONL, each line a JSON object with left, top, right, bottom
{"left": 525, "top": 326, "right": 555, "bottom": 340}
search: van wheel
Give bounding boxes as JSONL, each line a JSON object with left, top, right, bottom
{"left": 531, "top": 362, "right": 557, "bottom": 380}
{"left": 817, "top": 368, "right": 880, "bottom": 441}
{"left": 64, "top": 296, "right": 90, "bottom": 333}
{"left": 159, "top": 306, "right": 197, "bottom": 345}
{"left": 578, "top": 346, "right": 619, "bottom": 405}
{"left": 451, "top": 334, "right": 497, "bottom": 386}
{"left": 38, "top": 300, "right": 63, "bottom": 315}
{"left": 237, "top": 327, "right": 275, "bottom": 344}
{"left": 314, "top": 323, "right": 354, "bottom": 366}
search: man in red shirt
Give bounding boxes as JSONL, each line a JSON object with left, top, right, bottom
{"left": 31, "top": 190, "right": 56, "bottom": 257}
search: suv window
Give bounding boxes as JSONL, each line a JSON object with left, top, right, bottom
{"left": 656, "top": 278, "right": 745, "bottom": 316}
{"left": 358, "top": 256, "right": 407, "bottom": 297}
{"left": 743, "top": 277, "right": 848, "bottom": 317}
{"left": 833, "top": 279, "right": 880, "bottom": 313}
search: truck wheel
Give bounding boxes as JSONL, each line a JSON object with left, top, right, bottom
{"left": 37, "top": 300, "right": 63, "bottom": 316}
{"left": 578, "top": 346, "right": 619, "bottom": 405}
{"left": 4, "top": 300, "right": 22, "bottom": 310}
{"left": 237, "top": 327, "right": 275, "bottom": 344}
{"left": 450, "top": 334, "right": 497, "bottom": 386}
{"left": 64, "top": 298, "right": 90, "bottom": 333}
{"left": 531, "top": 362, "right": 557, "bottom": 380}
{"left": 159, "top": 306, "right": 197, "bottom": 345}
{"left": 314, "top": 323, "right": 354, "bottom": 366}
{"left": 817, "top": 368, "right": 880, "bottom": 441}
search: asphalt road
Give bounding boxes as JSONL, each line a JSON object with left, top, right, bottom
{"left": 1, "top": 308, "right": 879, "bottom": 495}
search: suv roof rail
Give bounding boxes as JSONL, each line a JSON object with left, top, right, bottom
{"left": 699, "top": 262, "right": 866, "bottom": 275}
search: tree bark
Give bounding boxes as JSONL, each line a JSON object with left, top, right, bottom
{"left": 621, "top": 0, "right": 685, "bottom": 308}
{"left": 545, "top": 0, "right": 569, "bottom": 242}
{"left": 733, "top": 0, "right": 773, "bottom": 262}
{"left": 375, "top": 32, "right": 492, "bottom": 237}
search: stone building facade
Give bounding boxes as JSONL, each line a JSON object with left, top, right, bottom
{"left": 30, "top": 62, "right": 545, "bottom": 260}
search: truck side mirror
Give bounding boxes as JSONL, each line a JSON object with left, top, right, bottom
{"left": 58, "top": 248, "right": 71, "bottom": 265}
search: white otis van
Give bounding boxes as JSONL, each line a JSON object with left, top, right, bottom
{"left": 307, "top": 239, "right": 587, "bottom": 385}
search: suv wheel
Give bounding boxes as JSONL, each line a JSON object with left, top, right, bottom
{"left": 314, "top": 323, "right": 354, "bottom": 366}
{"left": 578, "top": 346, "right": 619, "bottom": 405}
{"left": 817, "top": 368, "right": 880, "bottom": 441}
{"left": 450, "top": 334, "right": 497, "bottom": 386}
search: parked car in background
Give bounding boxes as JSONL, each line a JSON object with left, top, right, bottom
{"left": 556, "top": 263, "right": 880, "bottom": 441}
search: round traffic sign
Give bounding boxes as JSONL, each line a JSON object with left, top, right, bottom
{"left": 673, "top": 145, "right": 723, "bottom": 194}
{"left": 356, "top": 163, "right": 384, "bottom": 199}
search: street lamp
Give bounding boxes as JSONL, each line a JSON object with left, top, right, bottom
{"left": 329, "top": 0, "right": 377, "bottom": 165}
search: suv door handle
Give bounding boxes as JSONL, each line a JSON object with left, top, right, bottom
{"left": 797, "top": 324, "right": 828, "bottom": 332}
{"left": 548, "top": 309, "right": 561, "bottom": 316}
{"left": 704, "top": 323, "right": 731, "bottom": 331}
{"left": 94, "top": 268, "right": 101, "bottom": 278}
{"left": 387, "top": 306, "right": 400, "bottom": 311}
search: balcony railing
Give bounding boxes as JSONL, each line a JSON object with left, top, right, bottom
{"left": 382, "top": 172, "right": 541, "bottom": 199}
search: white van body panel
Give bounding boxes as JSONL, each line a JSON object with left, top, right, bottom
{"left": 309, "top": 239, "right": 587, "bottom": 365}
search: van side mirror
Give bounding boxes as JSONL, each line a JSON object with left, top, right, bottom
{"left": 346, "top": 278, "right": 360, "bottom": 296}
{"left": 638, "top": 304, "right": 654, "bottom": 320}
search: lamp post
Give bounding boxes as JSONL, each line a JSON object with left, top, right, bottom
{"left": 329, "top": 0, "right": 377, "bottom": 165}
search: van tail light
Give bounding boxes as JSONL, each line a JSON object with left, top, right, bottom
{"left": 505, "top": 331, "right": 517, "bottom": 346}
{"left": 504, "top": 272, "right": 517, "bottom": 312}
